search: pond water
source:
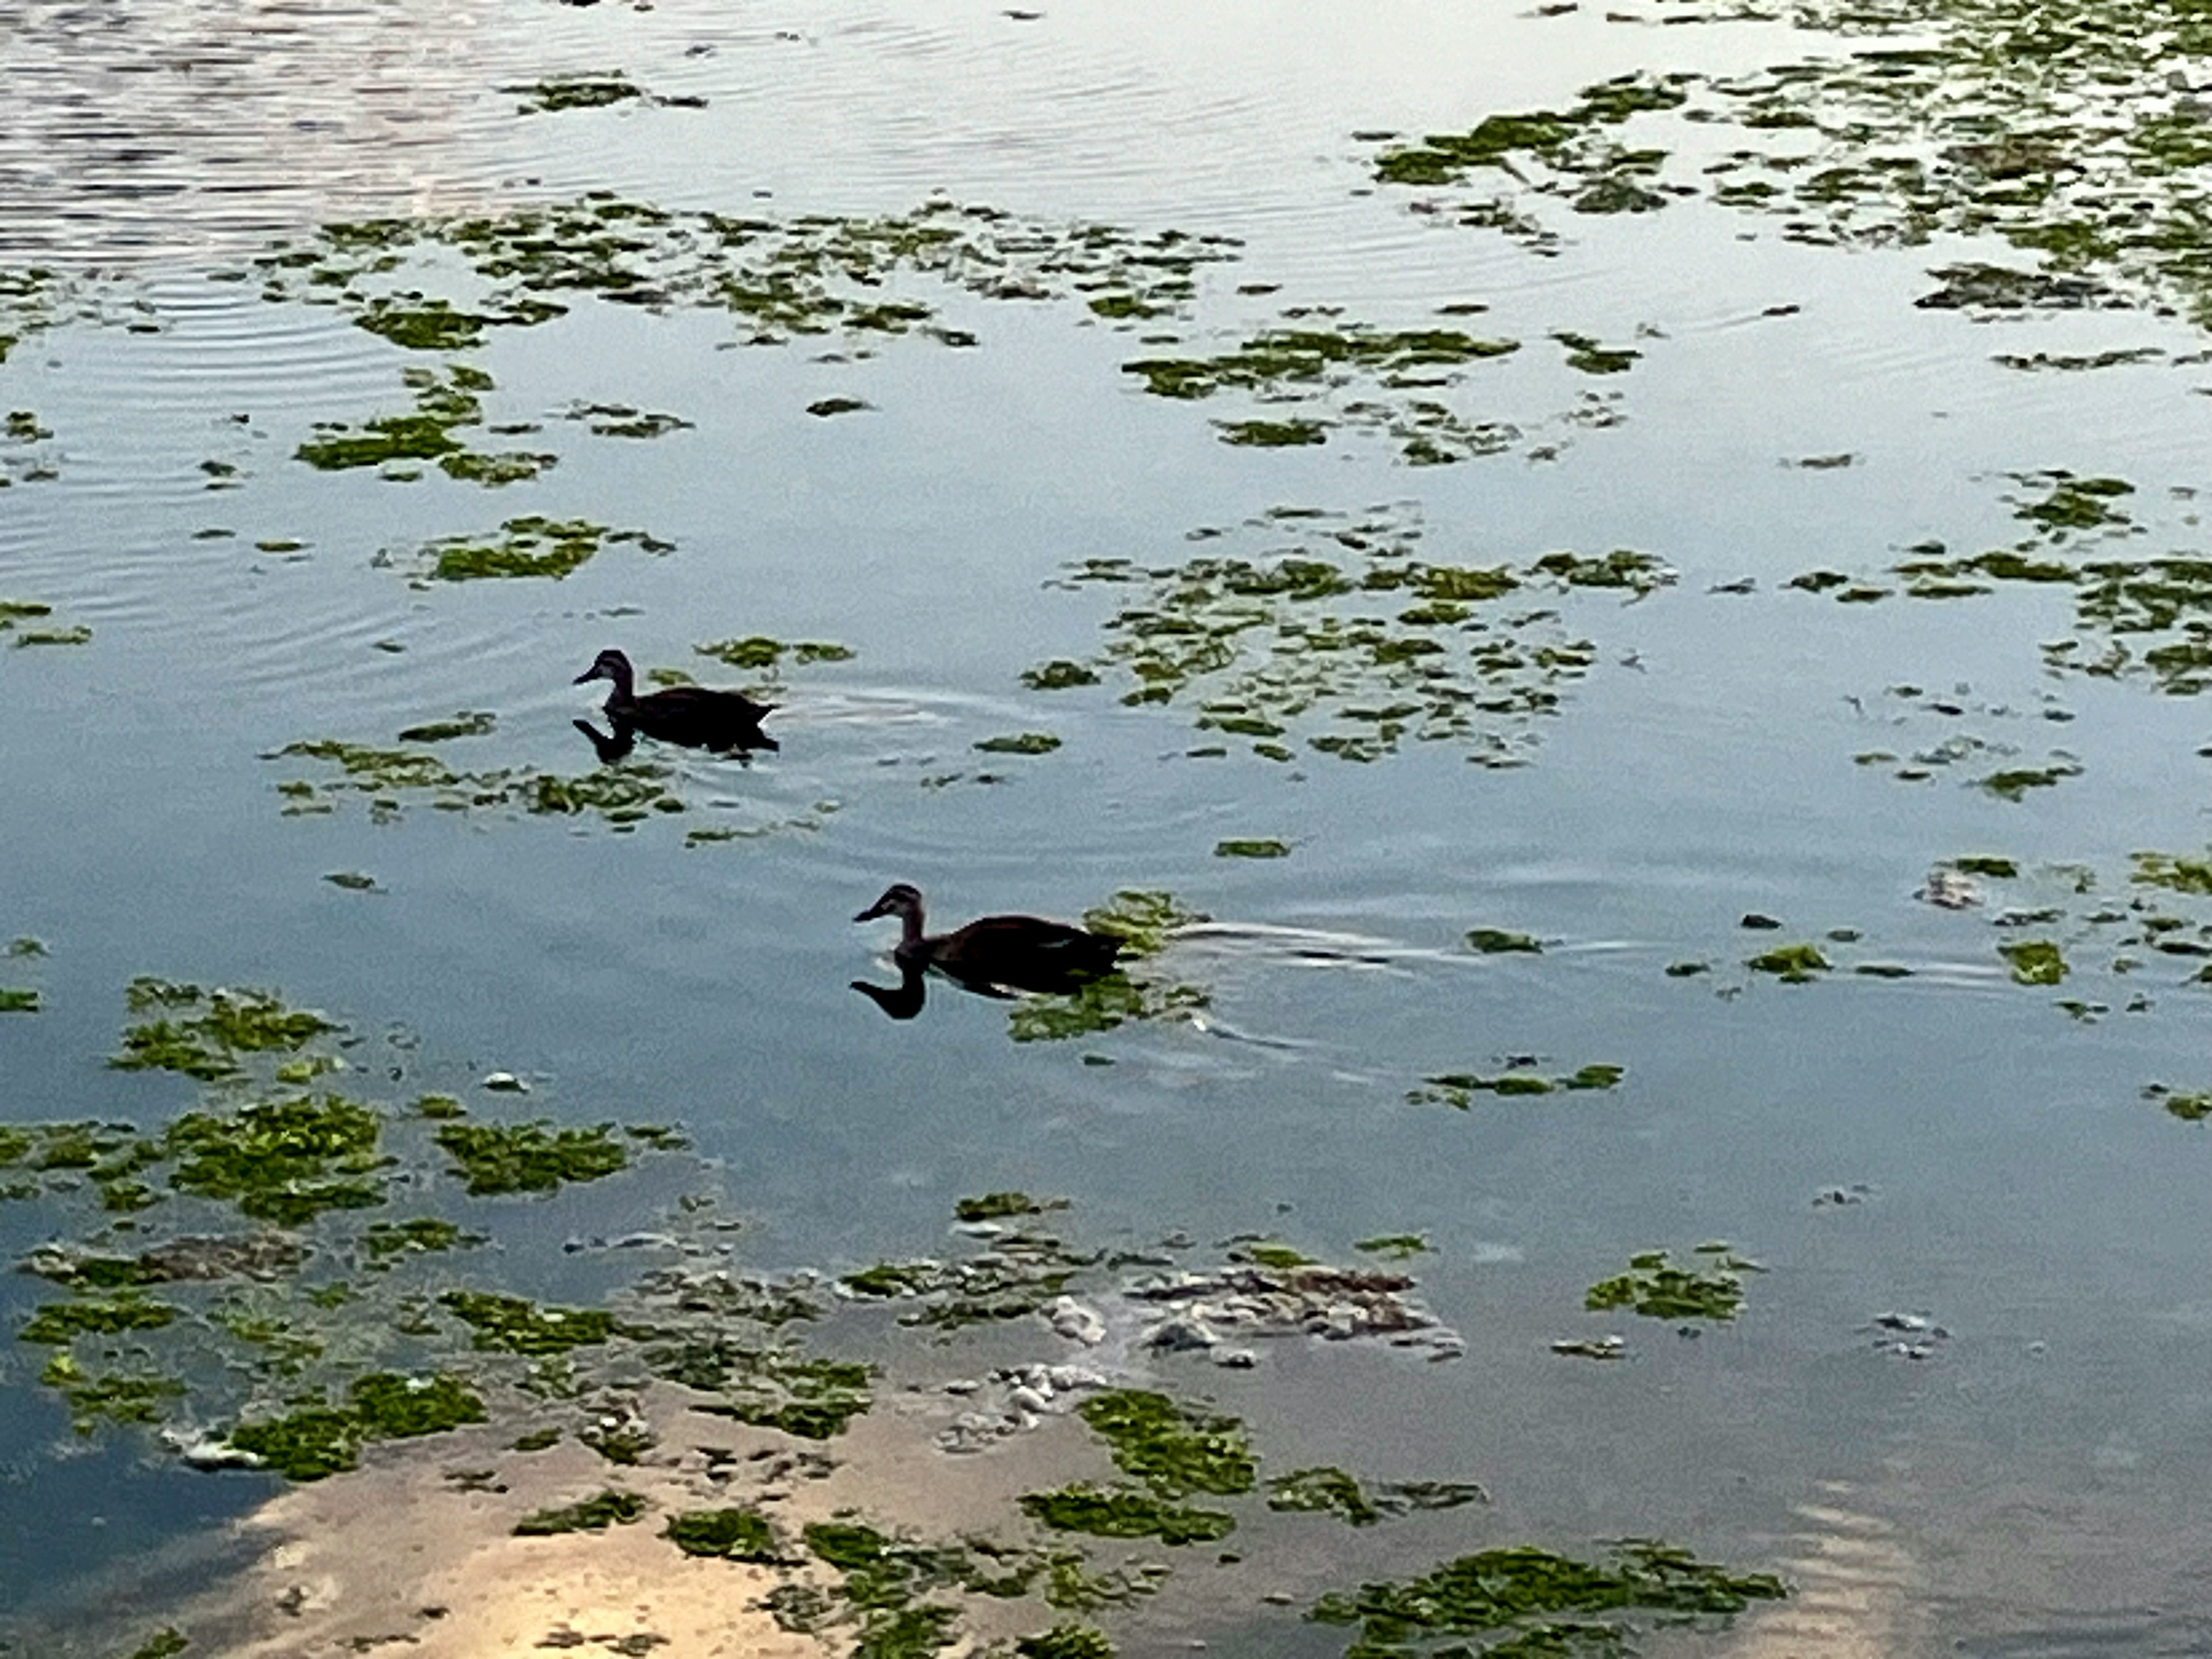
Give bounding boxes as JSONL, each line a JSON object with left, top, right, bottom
{"left": 9, "top": 0, "right": 2212, "bottom": 1653}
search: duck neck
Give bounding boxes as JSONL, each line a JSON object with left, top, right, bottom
{"left": 895, "top": 904, "right": 927, "bottom": 953}
{"left": 601, "top": 657, "right": 638, "bottom": 710}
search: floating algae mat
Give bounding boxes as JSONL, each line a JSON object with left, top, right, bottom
{"left": 1028, "top": 503, "right": 1669, "bottom": 767}
{"left": 1370, "top": 0, "right": 2212, "bottom": 328}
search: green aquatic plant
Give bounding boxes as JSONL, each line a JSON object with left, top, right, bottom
{"left": 1003, "top": 973, "right": 1210, "bottom": 1043}
{"left": 1037, "top": 505, "right": 1646, "bottom": 766}
{"left": 514, "top": 1489, "right": 648, "bottom": 1535}
{"left": 18, "top": 1295, "right": 180, "bottom": 1343}
{"left": 1080, "top": 890, "right": 1207, "bottom": 957}
{"left": 227, "top": 1372, "right": 486, "bottom": 1480}
{"left": 122, "top": 1630, "right": 190, "bottom": 1659}
{"left": 433, "top": 1120, "right": 632, "bottom": 1195}
{"left": 1354, "top": 1233, "right": 1431, "bottom": 1259}
{"left": 1019, "top": 1483, "right": 1236, "bottom": 1546}
{"left": 440, "top": 1290, "right": 619, "bottom": 1355}
{"left": 666, "top": 1506, "right": 782, "bottom": 1561}
{"left": 1016, "top": 1626, "right": 1116, "bottom": 1659}
{"left": 1214, "top": 838, "right": 1289, "bottom": 858}
{"left": 111, "top": 980, "right": 337, "bottom": 1081}
{"left": 1022, "top": 659, "right": 1101, "bottom": 690}
{"left": 1267, "top": 1466, "right": 1380, "bottom": 1525}
{"left": 1999, "top": 940, "right": 2069, "bottom": 986}
{"left": 1465, "top": 927, "right": 1541, "bottom": 953}
{"left": 954, "top": 1191, "right": 1063, "bottom": 1222}
{"left": 411, "top": 517, "right": 672, "bottom": 582}
{"left": 1076, "top": 1390, "right": 1256, "bottom": 1498}
{"left": 1410, "top": 1063, "right": 1623, "bottom": 1106}
{"left": 297, "top": 363, "right": 551, "bottom": 484}
{"left": 696, "top": 636, "right": 856, "bottom": 671}
{"left": 976, "top": 732, "right": 1063, "bottom": 755}
{"left": 0, "top": 987, "right": 39, "bottom": 1013}
{"left": 165, "top": 1093, "right": 388, "bottom": 1224}
{"left": 253, "top": 198, "right": 1240, "bottom": 363}
{"left": 1745, "top": 943, "right": 1831, "bottom": 983}
{"left": 505, "top": 73, "right": 650, "bottom": 112}
{"left": 1585, "top": 1245, "right": 1762, "bottom": 1321}
{"left": 1308, "top": 1539, "right": 1786, "bottom": 1651}
{"left": 363, "top": 1217, "right": 481, "bottom": 1263}
{"left": 1124, "top": 324, "right": 1527, "bottom": 464}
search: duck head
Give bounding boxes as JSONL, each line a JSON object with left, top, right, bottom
{"left": 854, "top": 882, "right": 925, "bottom": 925}
{"left": 573, "top": 649, "right": 635, "bottom": 695}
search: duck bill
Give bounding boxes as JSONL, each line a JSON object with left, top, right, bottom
{"left": 853, "top": 901, "right": 891, "bottom": 922}
{"left": 573, "top": 666, "right": 605, "bottom": 685}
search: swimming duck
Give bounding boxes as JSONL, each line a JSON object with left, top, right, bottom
{"left": 573, "top": 649, "right": 777, "bottom": 753}
{"left": 854, "top": 882, "right": 1124, "bottom": 995}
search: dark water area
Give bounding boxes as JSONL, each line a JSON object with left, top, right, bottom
{"left": 7, "top": 0, "right": 2212, "bottom": 1653}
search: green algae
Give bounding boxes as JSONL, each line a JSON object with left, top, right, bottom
{"left": 0, "top": 988, "right": 39, "bottom": 1013}
{"left": 1019, "top": 1484, "right": 1235, "bottom": 1546}
{"left": 1124, "top": 325, "right": 1525, "bottom": 465}
{"left": 123, "top": 1630, "right": 190, "bottom": 1659}
{"left": 110, "top": 980, "right": 337, "bottom": 1081}
{"left": 1037, "top": 505, "right": 1633, "bottom": 766}
{"left": 228, "top": 1373, "right": 486, "bottom": 1480}
{"left": 1955, "top": 856, "right": 2020, "bottom": 878}
{"left": 696, "top": 636, "right": 856, "bottom": 671}
{"left": 1268, "top": 1467, "right": 1381, "bottom": 1525}
{"left": 1077, "top": 1390, "right": 1256, "bottom": 1498}
{"left": 1016, "top": 1626, "right": 1116, "bottom": 1659}
{"left": 666, "top": 1506, "right": 782, "bottom": 1561}
{"left": 433, "top": 1120, "right": 631, "bottom": 1195}
{"left": 410, "top": 517, "right": 671, "bottom": 582}
{"left": 1465, "top": 927, "right": 1541, "bottom": 953}
{"left": 165, "top": 1093, "right": 388, "bottom": 1224}
{"left": 1022, "top": 659, "right": 1101, "bottom": 690}
{"left": 976, "top": 732, "right": 1063, "bottom": 755}
{"left": 1214, "top": 838, "right": 1289, "bottom": 858}
{"left": 954, "top": 1191, "right": 1063, "bottom": 1222}
{"left": 1979, "top": 763, "right": 2084, "bottom": 801}
{"left": 6, "top": 936, "right": 46, "bottom": 957}
{"left": 1003, "top": 973, "right": 1210, "bottom": 1043}
{"left": 363, "top": 1217, "right": 481, "bottom": 1264}
{"left": 1999, "top": 939, "right": 2069, "bottom": 986}
{"left": 505, "top": 74, "right": 651, "bottom": 113}
{"left": 1585, "top": 1245, "right": 1762, "bottom": 1321}
{"left": 1552, "top": 331, "right": 1642, "bottom": 374}
{"left": 18, "top": 1296, "right": 179, "bottom": 1344}
{"left": 255, "top": 198, "right": 1238, "bottom": 366}
{"left": 1745, "top": 943, "right": 1831, "bottom": 983}
{"left": 1080, "top": 890, "right": 1207, "bottom": 958}
{"left": 1366, "top": 1, "right": 2212, "bottom": 332}
{"left": 514, "top": 1489, "right": 648, "bottom": 1536}
{"left": 1410, "top": 1063, "right": 1623, "bottom": 1106}
{"left": 297, "top": 364, "right": 551, "bottom": 485}
{"left": 40, "top": 1355, "right": 187, "bottom": 1434}
{"left": 1308, "top": 1540, "right": 1786, "bottom": 1652}
{"left": 837, "top": 1226, "right": 1097, "bottom": 1330}
{"left": 440, "top": 1291, "right": 618, "bottom": 1354}
{"left": 1354, "top": 1234, "right": 1432, "bottom": 1259}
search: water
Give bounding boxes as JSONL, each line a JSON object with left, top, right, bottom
{"left": 7, "top": 0, "right": 2212, "bottom": 1652}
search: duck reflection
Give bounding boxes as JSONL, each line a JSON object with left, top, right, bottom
{"left": 572, "top": 648, "right": 778, "bottom": 757}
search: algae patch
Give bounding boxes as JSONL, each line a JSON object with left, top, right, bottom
{"left": 1584, "top": 1245, "right": 1763, "bottom": 1321}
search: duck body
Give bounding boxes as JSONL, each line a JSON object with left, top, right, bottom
{"left": 574, "top": 649, "right": 777, "bottom": 753}
{"left": 854, "top": 882, "right": 1123, "bottom": 995}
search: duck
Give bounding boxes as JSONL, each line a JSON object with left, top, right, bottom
{"left": 854, "top": 882, "right": 1124, "bottom": 995}
{"left": 573, "top": 648, "right": 777, "bottom": 753}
